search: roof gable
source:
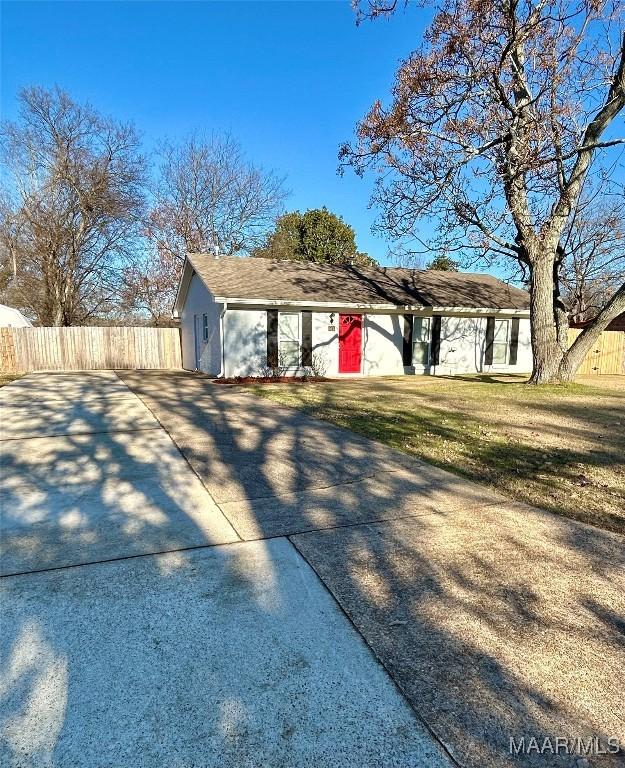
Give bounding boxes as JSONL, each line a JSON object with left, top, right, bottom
{"left": 181, "top": 254, "right": 530, "bottom": 311}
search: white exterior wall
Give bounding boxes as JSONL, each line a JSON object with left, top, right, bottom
{"left": 362, "top": 314, "right": 405, "bottom": 376}
{"left": 223, "top": 309, "right": 268, "bottom": 378}
{"left": 311, "top": 312, "right": 338, "bottom": 376}
{"left": 180, "top": 274, "right": 223, "bottom": 374}
{"left": 435, "top": 315, "right": 532, "bottom": 375}
{"left": 436, "top": 316, "right": 487, "bottom": 374}
{"left": 510, "top": 318, "right": 533, "bottom": 372}
{"left": 180, "top": 296, "right": 533, "bottom": 378}
{"left": 0, "top": 304, "right": 32, "bottom": 327}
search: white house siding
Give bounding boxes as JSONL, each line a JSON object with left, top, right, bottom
{"left": 362, "top": 314, "right": 405, "bottom": 376}
{"left": 435, "top": 315, "right": 532, "bottom": 375}
{"left": 311, "top": 312, "right": 338, "bottom": 376}
{"left": 436, "top": 316, "right": 487, "bottom": 374}
{"left": 0, "top": 305, "right": 32, "bottom": 327}
{"left": 180, "top": 274, "right": 223, "bottom": 374}
{"left": 511, "top": 318, "right": 533, "bottom": 372}
{"left": 181, "top": 300, "right": 532, "bottom": 378}
{"left": 223, "top": 309, "right": 268, "bottom": 378}
{"left": 220, "top": 309, "right": 406, "bottom": 378}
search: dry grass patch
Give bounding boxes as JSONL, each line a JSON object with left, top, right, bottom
{"left": 244, "top": 374, "right": 625, "bottom": 535}
{"left": 0, "top": 373, "right": 22, "bottom": 387}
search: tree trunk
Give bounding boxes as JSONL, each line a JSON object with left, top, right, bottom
{"left": 529, "top": 247, "right": 625, "bottom": 383}
{"left": 558, "top": 281, "right": 625, "bottom": 381}
{"left": 528, "top": 254, "right": 566, "bottom": 383}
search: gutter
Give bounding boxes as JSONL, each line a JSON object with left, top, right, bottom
{"left": 219, "top": 301, "right": 227, "bottom": 377}
{"left": 212, "top": 297, "right": 529, "bottom": 316}
{"left": 212, "top": 297, "right": 401, "bottom": 310}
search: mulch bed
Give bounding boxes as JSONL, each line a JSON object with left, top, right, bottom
{"left": 212, "top": 376, "right": 333, "bottom": 385}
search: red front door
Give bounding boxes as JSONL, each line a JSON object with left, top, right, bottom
{"left": 338, "top": 314, "right": 362, "bottom": 373}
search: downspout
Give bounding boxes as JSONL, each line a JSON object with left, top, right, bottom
{"left": 220, "top": 301, "right": 227, "bottom": 378}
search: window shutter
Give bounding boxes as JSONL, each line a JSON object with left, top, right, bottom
{"left": 509, "top": 318, "right": 520, "bottom": 365}
{"left": 267, "top": 310, "right": 278, "bottom": 367}
{"left": 484, "top": 317, "right": 495, "bottom": 366}
{"left": 402, "top": 314, "right": 413, "bottom": 365}
{"left": 430, "top": 316, "right": 442, "bottom": 366}
{"left": 301, "top": 311, "right": 313, "bottom": 367}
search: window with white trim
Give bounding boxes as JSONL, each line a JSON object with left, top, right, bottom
{"left": 202, "top": 313, "right": 209, "bottom": 342}
{"left": 278, "top": 312, "right": 300, "bottom": 367}
{"left": 412, "top": 316, "right": 431, "bottom": 366}
{"left": 492, "top": 319, "right": 509, "bottom": 364}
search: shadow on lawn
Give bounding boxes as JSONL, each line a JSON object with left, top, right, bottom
{"left": 114, "top": 370, "right": 625, "bottom": 768}
{"left": 437, "top": 373, "right": 529, "bottom": 385}
{"left": 257, "top": 377, "right": 625, "bottom": 535}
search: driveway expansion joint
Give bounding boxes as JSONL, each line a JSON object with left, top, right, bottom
{"left": 287, "top": 534, "right": 464, "bottom": 768}
{"left": 113, "top": 370, "right": 244, "bottom": 542}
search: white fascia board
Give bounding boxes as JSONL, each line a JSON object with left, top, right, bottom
{"left": 215, "top": 298, "right": 404, "bottom": 311}
{"left": 216, "top": 298, "right": 529, "bottom": 316}
{"left": 172, "top": 258, "right": 194, "bottom": 318}
{"left": 429, "top": 306, "right": 530, "bottom": 316}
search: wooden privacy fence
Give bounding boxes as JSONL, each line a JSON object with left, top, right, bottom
{"left": 568, "top": 328, "right": 625, "bottom": 375}
{"left": 0, "top": 326, "right": 182, "bottom": 373}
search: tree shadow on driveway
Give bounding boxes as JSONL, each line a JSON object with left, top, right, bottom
{"left": 118, "top": 370, "right": 625, "bottom": 768}
{"left": 0, "top": 371, "right": 454, "bottom": 768}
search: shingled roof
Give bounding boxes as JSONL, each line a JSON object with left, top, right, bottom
{"left": 183, "top": 254, "right": 530, "bottom": 311}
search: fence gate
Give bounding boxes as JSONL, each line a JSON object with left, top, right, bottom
{"left": 568, "top": 329, "right": 625, "bottom": 375}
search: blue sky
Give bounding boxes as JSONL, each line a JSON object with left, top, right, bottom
{"left": 1, "top": 1, "right": 431, "bottom": 265}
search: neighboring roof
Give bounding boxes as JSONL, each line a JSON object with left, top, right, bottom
{"left": 0, "top": 304, "right": 32, "bottom": 327}
{"left": 180, "top": 255, "right": 530, "bottom": 312}
{"left": 570, "top": 312, "right": 625, "bottom": 331}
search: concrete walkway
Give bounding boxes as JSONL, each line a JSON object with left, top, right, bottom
{"left": 0, "top": 371, "right": 451, "bottom": 768}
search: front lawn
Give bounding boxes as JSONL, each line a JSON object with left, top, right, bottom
{"left": 0, "top": 373, "right": 22, "bottom": 387}
{"left": 244, "top": 375, "right": 625, "bottom": 534}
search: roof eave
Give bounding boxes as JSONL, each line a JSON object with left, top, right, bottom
{"left": 173, "top": 257, "right": 194, "bottom": 318}
{"left": 430, "top": 305, "right": 530, "bottom": 315}
{"left": 215, "top": 297, "right": 417, "bottom": 310}
{"left": 213, "top": 298, "right": 529, "bottom": 314}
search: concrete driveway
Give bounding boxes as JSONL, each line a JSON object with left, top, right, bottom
{"left": 2, "top": 371, "right": 623, "bottom": 768}
{"left": 0, "top": 371, "right": 238, "bottom": 575}
{"left": 0, "top": 371, "right": 451, "bottom": 768}
{"left": 119, "top": 371, "right": 625, "bottom": 768}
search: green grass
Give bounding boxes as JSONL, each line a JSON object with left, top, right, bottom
{"left": 243, "top": 375, "right": 625, "bottom": 534}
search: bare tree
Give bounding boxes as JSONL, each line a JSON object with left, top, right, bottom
{"left": 0, "top": 86, "right": 145, "bottom": 326}
{"left": 147, "top": 133, "right": 287, "bottom": 261}
{"left": 560, "top": 189, "right": 625, "bottom": 322}
{"left": 341, "top": 0, "right": 625, "bottom": 382}
{"left": 130, "top": 134, "right": 287, "bottom": 322}
{"left": 120, "top": 248, "right": 180, "bottom": 327}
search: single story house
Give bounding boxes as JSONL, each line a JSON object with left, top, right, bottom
{"left": 173, "top": 254, "right": 532, "bottom": 378}
{"left": 0, "top": 304, "right": 32, "bottom": 328}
